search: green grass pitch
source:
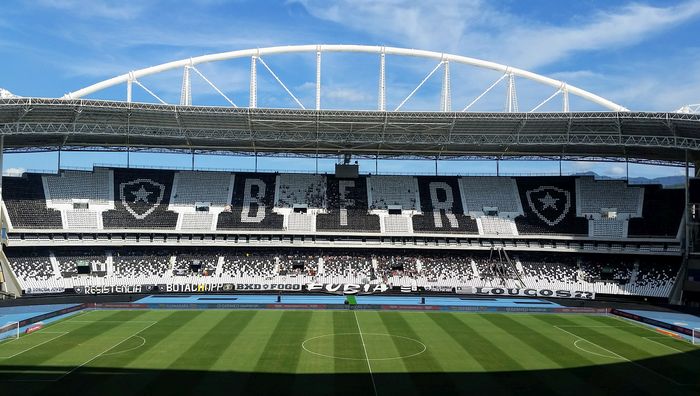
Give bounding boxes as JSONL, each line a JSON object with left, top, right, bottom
{"left": 1, "top": 309, "right": 699, "bottom": 395}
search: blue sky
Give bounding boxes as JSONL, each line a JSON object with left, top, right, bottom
{"left": 1, "top": 0, "right": 699, "bottom": 178}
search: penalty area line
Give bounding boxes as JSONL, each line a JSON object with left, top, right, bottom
{"left": 554, "top": 325, "right": 687, "bottom": 386}
{"left": 642, "top": 337, "right": 687, "bottom": 353}
{"left": 608, "top": 314, "right": 700, "bottom": 347}
{"left": 0, "top": 332, "right": 69, "bottom": 359}
{"left": 0, "top": 330, "right": 67, "bottom": 346}
{"left": 53, "top": 320, "right": 159, "bottom": 382}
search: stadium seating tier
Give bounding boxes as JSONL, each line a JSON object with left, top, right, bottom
{"left": 628, "top": 185, "right": 684, "bottom": 238}
{"left": 316, "top": 176, "right": 380, "bottom": 232}
{"left": 514, "top": 177, "right": 588, "bottom": 235}
{"left": 3, "top": 174, "right": 63, "bottom": 229}
{"left": 217, "top": 173, "right": 284, "bottom": 230}
{"left": 412, "top": 177, "right": 479, "bottom": 234}
{"left": 6, "top": 248, "right": 681, "bottom": 298}
{"left": 0, "top": 168, "right": 685, "bottom": 240}
{"left": 102, "top": 169, "right": 179, "bottom": 229}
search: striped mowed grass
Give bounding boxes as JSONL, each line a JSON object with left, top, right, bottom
{"left": 0, "top": 309, "right": 698, "bottom": 395}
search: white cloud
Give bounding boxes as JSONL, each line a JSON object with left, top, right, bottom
{"left": 14, "top": 0, "right": 700, "bottom": 112}
{"left": 296, "top": 1, "right": 700, "bottom": 68}
{"left": 36, "top": 0, "right": 152, "bottom": 20}
{"left": 296, "top": 0, "right": 700, "bottom": 110}
{"left": 591, "top": 50, "right": 700, "bottom": 111}
{"left": 503, "top": 2, "right": 700, "bottom": 69}
{"left": 549, "top": 70, "right": 606, "bottom": 82}
{"left": 324, "top": 86, "right": 373, "bottom": 103}
{"left": 59, "top": 60, "right": 137, "bottom": 79}
{"left": 296, "top": 0, "right": 495, "bottom": 55}
{"left": 609, "top": 165, "right": 626, "bottom": 176}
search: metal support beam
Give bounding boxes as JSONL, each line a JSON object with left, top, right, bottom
{"left": 379, "top": 50, "right": 386, "bottom": 111}
{"left": 506, "top": 73, "right": 518, "bottom": 113}
{"left": 315, "top": 49, "right": 322, "bottom": 111}
{"left": 126, "top": 76, "right": 133, "bottom": 103}
{"left": 462, "top": 73, "right": 508, "bottom": 112}
{"left": 180, "top": 66, "right": 192, "bottom": 106}
{"left": 61, "top": 45, "right": 630, "bottom": 111}
{"left": 190, "top": 66, "right": 237, "bottom": 107}
{"left": 559, "top": 156, "right": 562, "bottom": 176}
{"left": 675, "top": 148, "right": 692, "bottom": 304}
{"left": 395, "top": 61, "right": 444, "bottom": 111}
{"left": 2, "top": 99, "right": 700, "bottom": 164}
{"left": 249, "top": 56, "right": 257, "bottom": 109}
{"left": 257, "top": 57, "right": 305, "bottom": 109}
{"left": 685, "top": 149, "right": 690, "bottom": 258}
{"left": 0, "top": 135, "right": 4, "bottom": 245}
{"left": 530, "top": 88, "right": 561, "bottom": 112}
{"left": 440, "top": 60, "right": 451, "bottom": 112}
{"left": 132, "top": 79, "right": 167, "bottom": 104}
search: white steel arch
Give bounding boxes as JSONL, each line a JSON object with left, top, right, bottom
{"left": 678, "top": 104, "right": 700, "bottom": 114}
{"left": 61, "top": 44, "right": 629, "bottom": 112}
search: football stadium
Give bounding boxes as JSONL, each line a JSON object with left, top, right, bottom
{"left": 1, "top": 41, "right": 700, "bottom": 396}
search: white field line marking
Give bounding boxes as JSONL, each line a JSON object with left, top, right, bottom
{"left": 59, "top": 309, "right": 91, "bottom": 321}
{"left": 643, "top": 337, "right": 687, "bottom": 353}
{"left": 101, "top": 336, "right": 147, "bottom": 357}
{"left": 353, "top": 310, "right": 378, "bottom": 396}
{"left": 553, "top": 326, "right": 622, "bottom": 360}
{"left": 64, "top": 320, "right": 159, "bottom": 323}
{"left": 54, "top": 321, "right": 158, "bottom": 382}
{"left": 608, "top": 314, "right": 700, "bottom": 347}
{"left": 0, "top": 309, "right": 104, "bottom": 345}
{"left": 0, "top": 330, "right": 66, "bottom": 346}
{"left": 0, "top": 332, "right": 69, "bottom": 359}
{"left": 571, "top": 339, "right": 623, "bottom": 360}
{"left": 0, "top": 330, "right": 18, "bottom": 345}
{"left": 556, "top": 325, "right": 634, "bottom": 328}
{"left": 0, "top": 309, "right": 94, "bottom": 340}
{"left": 554, "top": 325, "right": 684, "bottom": 386}
{"left": 301, "top": 333, "right": 426, "bottom": 361}
{"left": 560, "top": 320, "right": 698, "bottom": 350}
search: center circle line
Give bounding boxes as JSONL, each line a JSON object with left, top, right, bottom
{"left": 301, "top": 332, "right": 427, "bottom": 361}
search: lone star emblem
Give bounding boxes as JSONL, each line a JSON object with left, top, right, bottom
{"left": 538, "top": 192, "right": 559, "bottom": 210}
{"left": 132, "top": 186, "right": 152, "bottom": 203}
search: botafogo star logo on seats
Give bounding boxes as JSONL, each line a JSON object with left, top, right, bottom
{"left": 525, "top": 186, "right": 571, "bottom": 226}
{"left": 120, "top": 178, "right": 165, "bottom": 220}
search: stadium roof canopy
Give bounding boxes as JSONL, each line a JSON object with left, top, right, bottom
{"left": 1, "top": 98, "right": 700, "bottom": 166}
{"left": 2, "top": 45, "right": 700, "bottom": 166}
